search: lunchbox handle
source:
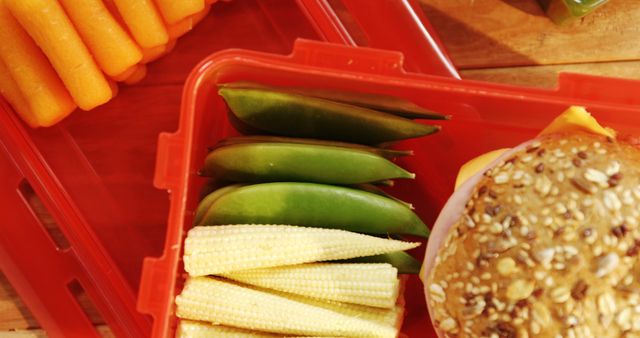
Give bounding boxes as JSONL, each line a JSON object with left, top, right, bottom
{"left": 290, "top": 39, "right": 409, "bottom": 76}
{"left": 154, "top": 131, "right": 185, "bottom": 191}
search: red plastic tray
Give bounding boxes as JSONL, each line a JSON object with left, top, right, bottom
{"left": 140, "top": 38, "right": 640, "bottom": 337}
{"left": 0, "top": 1, "right": 321, "bottom": 336}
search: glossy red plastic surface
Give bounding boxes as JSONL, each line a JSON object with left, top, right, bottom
{"left": 143, "top": 38, "right": 640, "bottom": 337}
{"left": 297, "top": 0, "right": 460, "bottom": 78}
{"left": 0, "top": 1, "right": 320, "bottom": 337}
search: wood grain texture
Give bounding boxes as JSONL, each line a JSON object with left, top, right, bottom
{"left": 0, "top": 273, "right": 39, "bottom": 331}
{"left": 420, "top": 0, "right": 640, "bottom": 69}
{"left": 461, "top": 60, "right": 640, "bottom": 88}
{"left": 0, "top": 326, "right": 113, "bottom": 338}
{"left": 0, "top": 189, "right": 114, "bottom": 336}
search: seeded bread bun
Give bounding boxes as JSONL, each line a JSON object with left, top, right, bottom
{"left": 423, "top": 132, "right": 640, "bottom": 338}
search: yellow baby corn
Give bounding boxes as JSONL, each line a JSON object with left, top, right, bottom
{"left": 222, "top": 263, "right": 399, "bottom": 308}
{"left": 177, "top": 320, "right": 279, "bottom": 338}
{"left": 183, "top": 224, "right": 419, "bottom": 276}
{"left": 277, "top": 288, "right": 404, "bottom": 329}
{"left": 175, "top": 277, "right": 397, "bottom": 338}
{"left": 178, "top": 320, "right": 346, "bottom": 338}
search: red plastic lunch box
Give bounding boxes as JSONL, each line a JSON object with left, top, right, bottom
{"left": 0, "top": 0, "right": 456, "bottom": 337}
{"left": 139, "top": 37, "right": 640, "bottom": 337}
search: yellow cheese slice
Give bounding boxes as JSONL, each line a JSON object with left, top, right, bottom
{"left": 539, "top": 106, "right": 616, "bottom": 138}
{"left": 454, "top": 148, "right": 509, "bottom": 190}
{"left": 454, "top": 106, "right": 614, "bottom": 190}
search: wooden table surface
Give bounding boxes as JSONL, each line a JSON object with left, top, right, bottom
{"left": 1, "top": 0, "right": 637, "bottom": 336}
{"left": 421, "top": 0, "right": 640, "bottom": 87}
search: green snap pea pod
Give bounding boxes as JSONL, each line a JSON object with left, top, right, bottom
{"left": 350, "top": 183, "right": 413, "bottom": 209}
{"left": 198, "top": 180, "right": 218, "bottom": 200}
{"left": 219, "top": 87, "right": 440, "bottom": 145}
{"left": 201, "top": 142, "right": 414, "bottom": 185}
{"left": 372, "top": 180, "right": 395, "bottom": 187}
{"left": 339, "top": 252, "right": 422, "bottom": 274}
{"left": 193, "top": 184, "right": 245, "bottom": 225}
{"left": 199, "top": 182, "right": 429, "bottom": 238}
{"left": 210, "top": 135, "right": 413, "bottom": 159}
{"left": 220, "top": 82, "right": 450, "bottom": 120}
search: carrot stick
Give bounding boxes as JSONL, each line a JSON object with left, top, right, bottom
{"left": 112, "top": 0, "right": 168, "bottom": 48}
{"left": 0, "top": 59, "right": 38, "bottom": 127}
{"left": 155, "top": 0, "right": 204, "bottom": 24}
{"left": 58, "top": 0, "right": 142, "bottom": 77}
{"left": 5, "top": 0, "right": 112, "bottom": 111}
{"left": 102, "top": 0, "right": 128, "bottom": 28}
{"left": 140, "top": 45, "right": 167, "bottom": 64}
{"left": 111, "top": 63, "right": 144, "bottom": 82}
{"left": 165, "top": 39, "right": 178, "bottom": 54}
{"left": 192, "top": 4, "right": 212, "bottom": 26}
{"left": 167, "top": 18, "right": 193, "bottom": 39}
{"left": 123, "top": 64, "right": 148, "bottom": 85}
{"left": 140, "top": 39, "right": 176, "bottom": 64}
{"left": 0, "top": 1, "right": 75, "bottom": 126}
{"left": 108, "top": 80, "right": 119, "bottom": 98}
{"left": 111, "top": 64, "right": 137, "bottom": 82}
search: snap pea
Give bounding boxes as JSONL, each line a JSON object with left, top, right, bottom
{"left": 220, "top": 82, "right": 450, "bottom": 120}
{"left": 339, "top": 252, "right": 421, "bottom": 274}
{"left": 210, "top": 135, "right": 412, "bottom": 159}
{"left": 350, "top": 183, "right": 413, "bottom": 209}
{"left": 199, "top": 182, "right": 429, "bottom": 238}
{"left": 198, "top": 180, "right": 218, "bottom": 200}
{"left": 219, "top": 87, "right": 440, "bottom": 145}
{"left": 193, "top": 184, "right": 245, "bottom": 225}
{"left": 201, "top": 142, "right": 414, "bottom": 185}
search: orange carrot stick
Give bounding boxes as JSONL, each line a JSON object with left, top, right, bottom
{"left": 5, "top": 0, "right": 112, "bottom": 111}
{"left": 165, "top": 39, "right": 178, "bottom": 54}
{"left": 108, "top": 80, "right": 119, "bottom": 99}
{"left": 155, "top": 0, "right": 204, "bottom": 24}
{"left": 123, "top": 64, "right": 148, "bottom": 85}
{"left": 167, "top": 18, "right": 193, "bottom": 39}
{"left": 112, "top": 0, "right": 168, "bottom": 48}
{"left": 111, "top": 64, "right": 137, "bottom": 82}
{"left": 102, "top": 0, "right": 128, "bottom": 28}
{"left": 140, "top": 39, "right": 176, "bottom": 64}
{"left": 0, "top": 59, "right": 38, "bottom": 127}
{"left": 58, "top": 0, "right": 142, "bottom": 77}
{"left": 140, "top": 45, "right": 167, "bottom": 64}
{"left": 192, "top": 4, "right": 212, "bottom": 26}
{"left": 0, "top": 1, "right": 75, "bottom": 126}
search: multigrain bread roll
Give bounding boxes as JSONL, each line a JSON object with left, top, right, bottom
{"left": 424, "top": 131, "right": 640, "bottom": 338}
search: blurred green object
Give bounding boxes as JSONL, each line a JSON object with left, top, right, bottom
{"left": 543, "top": 0, "right": 609, "bottom": 24}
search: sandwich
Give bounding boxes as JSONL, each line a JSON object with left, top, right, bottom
{"left": 422, "top": 106, "right": 639, "bottom": 338}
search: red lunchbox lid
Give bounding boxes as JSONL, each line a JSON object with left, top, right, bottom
{"left": 0, "top": 1, "right": 324, "bottom": 336}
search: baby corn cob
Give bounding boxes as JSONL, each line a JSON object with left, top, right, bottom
{"left": 222, "top": 263, "right": 399, "bottom": 308}
{"left": 183, "top": 225, "right": 420, "bottom": 276}
{"left": 175, "top": 277, "right": 398, "bottom": 338}
{"left": 178, "top": 320, "right": 346, "bottom": 338}
{"left": 178, "top": 320, "right": 279, "bottom": 338}
{"left": 273, "top": 287, "right": 405, "bottom": 330}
